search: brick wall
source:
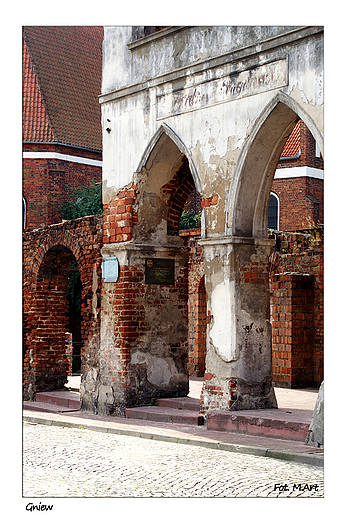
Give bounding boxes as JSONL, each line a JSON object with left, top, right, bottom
{"left": 270, "top": 229, "right": 324, "bottom": 387}
{"left": 180, "top": 227, "right": 323, "bottom": 388}
{"left": 23, "top": 215, "right": 103, "bottom": 398}
{"left": 163, "top": 157, "right": 196, "bottom": 235}
{"left": 271, "top": 274, "right": 315, "bottom": 387}
{"left": 271, "top": 177, "right": 324, "bottom": 231}
{"left": 65, "top": 333, "right": 73, "bottom": 376}
{"left": 103, "top": 185, "right": 138, "bottom": 244}
{"left": 23, "top": 143, "right": 102, "bottom": 229}
{"left": 180, "top": 230, "right": 207, "bottom": 376}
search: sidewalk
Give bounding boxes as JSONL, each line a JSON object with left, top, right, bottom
{"left": 23, "top": 377, "right": 323, "bottom": 468}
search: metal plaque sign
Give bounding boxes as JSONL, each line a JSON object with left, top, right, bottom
{"left": 102, "top": 256, "right": 119, "bottom": 282}
{"left": 145, "top": 258, "right": 175, "bottom": 285}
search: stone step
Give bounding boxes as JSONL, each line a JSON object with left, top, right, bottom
{"left": 156, "top": 397, "right": 201, "bottom": 411}
{"left": 34, "top": 390, "right": 80, "bottom": 410}
{"left": 206, "top": 408, "right": 312, "bottom": 441}
{"left": 23, "top": 400, "right": 80, "bottom": 414}
{"left": 125, "top": 405, "right": 204, "bottom": 426}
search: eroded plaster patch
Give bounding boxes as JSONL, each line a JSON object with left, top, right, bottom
{"left": 92, "top": 263, "right": 98, "bottom": 320}
{"left": 209, "top": 279, "right": 237, "bottom": 362}
{"left": 131, "top": 350, "right": 186, "bottom": 389}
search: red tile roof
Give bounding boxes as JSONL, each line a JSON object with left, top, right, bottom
{"left": 280, "top": 120, "right": 301, "bottom": 158}
{"left": 23, "top": 26, "right": 103, "bottom": 151}
{"left": 23, "top": 38, "right": 55, "bottom": 142}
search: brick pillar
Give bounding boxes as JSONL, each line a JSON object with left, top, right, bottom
{"left": 97, "top": 242, "right": 190, "bottom": 416}
{"left": 271, "top": 273, "right": 314, "bottom": 388}
{"left": 187, "top": 276, "right": 207, "bottom": 376}
{"left": 185, "top": 231, "right": 206, "bottom": 377}
{"left": 198, "top": 236, "right": 277, "bottom": 413}
{"left": 24, "top": 283, "right": 70, "bottom": 395}
{"left": 65, "top": 333, "right": 73, "bottom": 376}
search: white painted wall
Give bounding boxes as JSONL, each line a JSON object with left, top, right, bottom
{"left": 100, "top": 26, "right": 324, "bottom": 204}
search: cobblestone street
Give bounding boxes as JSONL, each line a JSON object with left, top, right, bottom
{"left": 23, "top": 422, "right": 323, "bottom": 498}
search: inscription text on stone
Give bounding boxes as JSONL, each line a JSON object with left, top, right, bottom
{"left": 157, "top": 59, "right": 288, "bottom": 119}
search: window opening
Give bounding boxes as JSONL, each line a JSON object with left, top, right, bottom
{"left": 268, "top": 193, "right": 279, "bottom": 230}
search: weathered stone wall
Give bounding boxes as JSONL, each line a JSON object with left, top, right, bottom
{"left": 95, "top": 144, "right": 194, "bottom": 415}
{"left": 101, "top": 26, "right": 323, "bottom": 231}
{"left": 97, "top": 249, "right": 189, "bottom": 415}
{"left": 23, "top": 216, "right": 103, "bottom": 400}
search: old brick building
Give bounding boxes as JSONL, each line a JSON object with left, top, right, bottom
{"left": 22, "top": 27, "right": 104, "bottom": 394}
{"left": 271, "top": 119, "right": 324, "bottom": 231}
{"left": 23, "top": 27, "right": 324, "bottom": 412}
{"left": 23, "top": 26, "right": 103, "bottom": 229}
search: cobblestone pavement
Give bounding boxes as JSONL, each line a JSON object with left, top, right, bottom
{"left": 23, "top": 423, "right": 323, "bottom": 498}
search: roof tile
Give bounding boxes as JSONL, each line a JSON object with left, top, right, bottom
{"left": 23, "top": 39, "right": 55, "bottom": 142}
{"left": 280, "top": 120, "right": 301, "bottom": 158}
{"left": 23, "top": 26, "right": 103, "bottom": 150}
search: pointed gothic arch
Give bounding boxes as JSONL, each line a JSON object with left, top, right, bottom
{"left": 227, "top": 92, "right": 324, "bottom": 238}
{"left": 137, "top": 122, "right": 202, "bottom": 193}
{"left": 133, "top": 123, "right": 205, "bottom": 242}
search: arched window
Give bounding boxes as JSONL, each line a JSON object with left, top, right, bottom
{"left": 268, "top": 193, "right": 279, "bottom": 230}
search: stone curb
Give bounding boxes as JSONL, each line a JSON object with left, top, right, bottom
{"left": 23, "top": 414, "right": 323, "bottom": 468}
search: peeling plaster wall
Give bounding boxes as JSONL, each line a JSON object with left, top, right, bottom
{"left": 101, "top": 26, "right": 323, "bottom": 239}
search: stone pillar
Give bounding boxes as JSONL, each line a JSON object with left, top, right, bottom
{"left": 305, "top": 381, "right": 324, "bottom": 447}
{"left": 199, "top": 236, "right": 278, "bottom": 412}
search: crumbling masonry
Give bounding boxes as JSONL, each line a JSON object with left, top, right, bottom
{"left": 23, "top": 26, "right": 324, "bottom": 418}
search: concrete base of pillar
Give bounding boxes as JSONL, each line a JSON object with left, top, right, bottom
{"left": 200, "top": 376, "right": 277, "bottom": 414}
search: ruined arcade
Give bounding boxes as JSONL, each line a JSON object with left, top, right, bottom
{"left": 23, "top": 26, "right": 324, "bottom": 419}
{"left": 80, "top": 26, "right": 323, "bottom": 416}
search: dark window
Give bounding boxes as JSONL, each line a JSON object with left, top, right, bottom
{"left": 132, "top": 26, "right": 169, "bottom": 41}
{"left": 268, "top": 193, "right": 279, "bottom": 230}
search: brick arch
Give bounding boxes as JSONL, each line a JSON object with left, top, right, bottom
{"left": 23, "top": 216, "right": 103, "bottom": 398}
{"left": 165, "top": 156, "right": 197, "bottom": 235}
{"left": 24, "top": 243, "right": 77, "bottom": 395}
{"left": 133, "top": 126, "right": 203, "bottom": 244}
{"left": 30, "top": 231, "right": 84, "bottom": 290}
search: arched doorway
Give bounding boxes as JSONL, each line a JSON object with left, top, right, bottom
{"left": 23, "top": 245, "right": 82, "bottom": 395}
{"left": 23, "top": 216, "right": 103, "bottom": 401}
{"left": 66, "top": 257, "right": 83, "bottom": 375}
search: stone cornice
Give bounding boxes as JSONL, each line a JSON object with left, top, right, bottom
{"left": 99, "top": 26, "right": 323, "bottom": 105}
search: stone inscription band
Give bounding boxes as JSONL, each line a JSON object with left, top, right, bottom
{"left": 157, "top": 59, "right": 288, "bottom": 119}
